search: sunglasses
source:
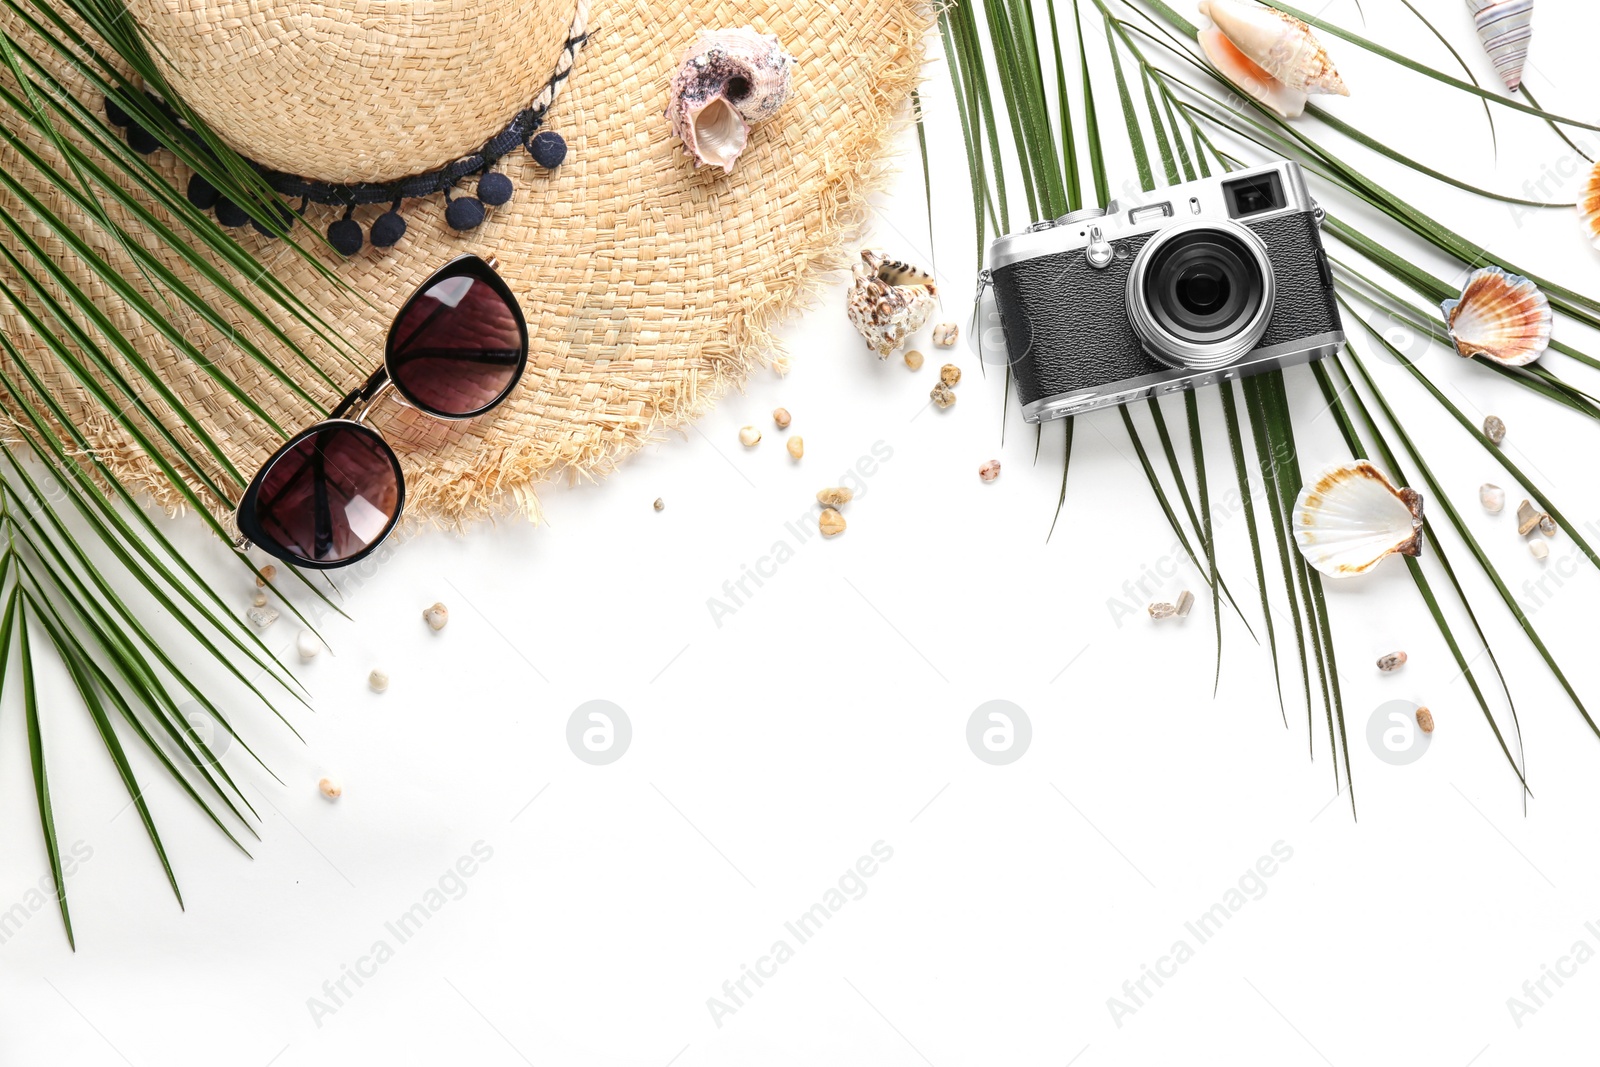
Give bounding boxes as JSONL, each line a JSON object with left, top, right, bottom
{"left": 235, "top": 254, "right": 528, "bottom": 569}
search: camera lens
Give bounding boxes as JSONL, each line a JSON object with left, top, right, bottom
{"left": 1127, "top": 223, "right": 1274, "bottom": 372}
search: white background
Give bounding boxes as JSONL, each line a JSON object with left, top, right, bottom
{"left": 4, "top": 0, "right": 1600, "bottom": 1062}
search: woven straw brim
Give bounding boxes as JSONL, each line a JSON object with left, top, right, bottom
{"left": 0, "top": 0, "right": 931, "bottom": 529}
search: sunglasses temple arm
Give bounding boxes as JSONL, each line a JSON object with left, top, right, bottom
{"left": 330, "top": 366, "right": 395, "bottom": 425}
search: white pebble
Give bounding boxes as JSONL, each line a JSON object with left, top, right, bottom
{"left": 318, "top": 777, "right": 342, "bottom": 800}
{"left": 369, "top": 668, "right": 390, "bottom": 693}
{"left": 1480, "top": 483, "right": 1504, "bottom": 514}
{"left": 423, "top": 602, "right": 449, "bottom": 631}
{"left": 296, "top": 629, "right": 321, "bottom": 661}
{"left": 1530, "top": 540, "right": 1550, "bottom": 561}
{"left": 739, "top": 425, "right": 762, "bottom": 447}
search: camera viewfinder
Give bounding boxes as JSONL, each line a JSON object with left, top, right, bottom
{"left": 1223, "top": 172, "right": 1286, "bottom": 218}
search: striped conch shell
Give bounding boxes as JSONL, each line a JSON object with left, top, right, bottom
{"left": 1197, "top": 0, "right": 1349, "bottom": 120}
{"left": 1440, "top": 267, "right": 1551, "bottom": 367}
{"left": 1466, "top": 0, "right": 1533, "bottom": 93}
{"left": 666, "top": 28, "right": 796, "bottom": 174}
{"left": 1293, "top": 462, "right": 1425, "bottom": 579}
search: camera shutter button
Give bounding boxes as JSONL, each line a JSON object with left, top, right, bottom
{"left": 1085, "top": 225, "right": 1114, "bottom": 269}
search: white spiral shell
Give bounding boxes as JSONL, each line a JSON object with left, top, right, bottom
{"left": 1197, "top": 0, "right": 1348, "bottom": 119}
{"left": 1466, "top": 0, "right": 1533, "bottom": 93}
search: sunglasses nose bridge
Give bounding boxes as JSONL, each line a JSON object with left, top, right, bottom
{"left": 350, "top": 377, "right": 398, "bottom": 425}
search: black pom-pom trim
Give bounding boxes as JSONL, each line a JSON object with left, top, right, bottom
{"left": 213, "top": 197, "right": 250, "bottom": 228}
{"left": 445, "top": 196, "right": 486, "bottom": 231}
{"left": 478, "top": 172, "right": 514, "bottom": 207}
{"left": 126, "top": 123, "right": 160, "bottom": 155}
{"left": 328, "top": 216, "right": 364, "bottom": 256}
{"left": 370, "top": 209, "right": 407, "bottom": 248}
{"left": 251, "top": 202, "right": 296, "bottom": 239}
{"left": 104, "top": 97, "right": 131, "bottom": 128}
{"left": 527, "top": 130, "right": 567, "bottom": 169}
{"left": 186, "top": 173, "right": 220, "bottom": 210}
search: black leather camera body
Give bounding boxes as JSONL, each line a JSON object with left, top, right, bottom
{"left": 987, "top": 161, "right": 1343, "bottom": 421}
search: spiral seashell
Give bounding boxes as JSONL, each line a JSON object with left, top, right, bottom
{"left": 846, "top": 250, "right": 937, "bottom": 358}
{"left": 1466, "top": 0, "right": 1533, "bottom": 93}
{"left": 665, "top": 27, "right": 796, "bottom": 174}
{"left": 1293, "top": 461, "right": 1425, "bottom": 579}
{"left": 1440, "top": 266, "right": 1551, "bottom": 367}
{"left": 1200, "top": 0, "right": 1348, "bottom": 94}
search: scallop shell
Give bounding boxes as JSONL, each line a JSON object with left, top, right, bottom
{"left": 1198, "top": 0, "right": 1348, "bottom": 118}
{"left": 1440, "top": 266, "right": 1550, "bottom": 367}
{"left": 846, "top": 250, "right": 937, "bottom": 358}
{"left": 1466, "top": 0, "right": 1533, "bottom": 92}
{"left": 1293, "top": 461, "right": 1425, "bottom": 579}
{"left": 1576, "top": 161, "right": 1600, "bottom": 249}
{"left": 665, "top": 27, "right": 796, "bottom": 174}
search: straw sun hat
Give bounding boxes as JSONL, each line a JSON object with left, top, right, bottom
{"left": 0, "top": 0, "right": 929, "bottom": 526}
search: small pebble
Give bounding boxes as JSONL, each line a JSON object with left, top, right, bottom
{"left": 1480, "top": 484, "right": 1504, "bottom": 514}
{"left": 653, "top": 497, "right": 665, "bottom": 512}
{"left": 368, "top": 668, "right": 389, "bottom": 693}
{"left": 246, "top": 606, "right": 278, "bottom": 630}
{"left": 940, "top": 363, "right": 962, "bottom": 387}
{"left": 1530, "top": 539, "right": 1550, "bottom": 560}
{"left": 817, "top": 487, "right": 854, "bottom": 508}
{"left": 423, "top": 602, "right": 449, "bottom": 631}
{"left": 318, "top": 776, "right": 343, "bottom": 800}
{"left": 979, "top": 459, "right": 1001, "bottom": 482}
{"left": 930, "top": 381, "right": 957, "bottom": 409}
{"left": 1415, "top": 707, "right": 1435, "bottom": 734}
{"left": 773, "top": 407, "right": 792, "bottom": 429}
{"left": 819, "top": 508, "right": 847, "bottom": 537}
{"left": 1483, "top": 415, "right": 1506, "bottom": 445}
{"left": 252, "top": 591, "right": 268, "bottom": 608}
{"left": 255, "top": 563, "right": 277, "bottom": 588}
{"left": 787, "top": 435, "right": 804, "bottom": 460}
{"left": 739, "top": 425, "right": 762, "bottom": 447}
{"left": 932, "top": 322, "right": 959, "bottom": 347}
{"left": 1516, "top": 500, "right": 1541, "bottom": 536}
{"left": 903, "top": 349, "right": 925, "bottom": 371}
{"left": 296, "top": 629, "right": 321, "bottom": 661}
{"left": 1540, "top": 514, "right": 1557, "bottom": 537}
{"left": 1377, "top": 651, "right": 1407, "bottom": 672}
{"left": 1148, "top": 591, "right": 1196, "bottom": 620}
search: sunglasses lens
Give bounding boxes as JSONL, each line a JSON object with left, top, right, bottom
{"left": 388, "top": 260, "right": 526, "bottom": 417}
{"left": 250, "top": 424, "right": 402, "bottom": 564}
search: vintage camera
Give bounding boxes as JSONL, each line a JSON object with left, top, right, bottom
{"left": 986, "top": 161, "right": 1343, "bottom": 421}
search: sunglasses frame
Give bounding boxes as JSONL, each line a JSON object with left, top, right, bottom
{"left": 234, "top": 254, "right": 529, "bottom": 570}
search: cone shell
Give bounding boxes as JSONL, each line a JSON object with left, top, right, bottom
{"left": 1466, "top": 0, "right": 1533, "bottom": 93}
{"left": 846, "top": 250, "right": 937, "bottom": 358}
{"left": 666, "top": 27, "right": 796, "bottom": 173}
{"left": 1199, "top": 0, "right": 1349, "bottom": 104}
{"left": 1293, "top": 462, "right": 1425, "bottom": 579}
{"left": 1440, "top": 266, "right": 1551, "bottom": 367}
{"left": 1198, "top": 26, "right": 1308, "bottom": 119}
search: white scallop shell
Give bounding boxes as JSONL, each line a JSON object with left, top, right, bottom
{"left": 846, "top": 249, "right": 937, "bottom": 358}
{"left": 1293, "top": 461, "right": 1425, "bottom": 578}
{"left": 1440, "top": 266, "right": 1551, "bottom": 367}
{"left": 1199, "top": 0, "right": 1348, "bottom": 95}
{"left": 666, "top": 27, "right": 796, "bottom": 173}
{"left": 1466, "top": 0, "right": 1533, "bottom": 92}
